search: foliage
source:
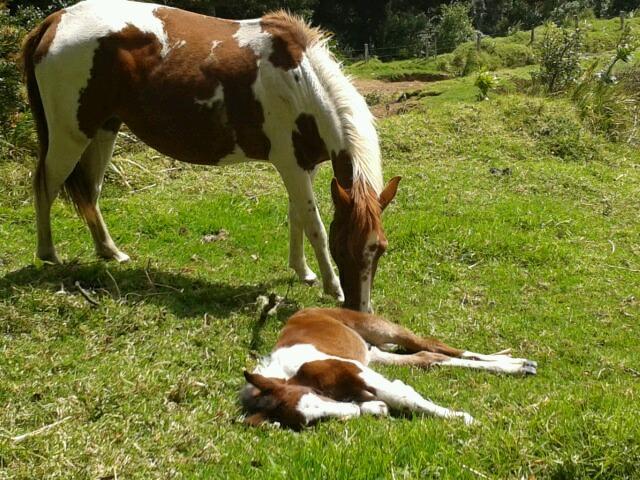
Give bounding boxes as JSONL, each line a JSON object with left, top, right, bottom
{"left": 448, "top": 40, "right": 534, "bottom": 76}
{"left": 435, "top": 2, "right": 475, "bottom": 53}
{"left": 0, "top": 6, "right": 42, "bottom": 159}
{"left": 533, "top": 23, "right": 584, "bottom": 93}
{"left": 474, "top": 70, "right": 497, "bottom": 99}
{"left": 573, "top": 61, "right": 640, "bottom": 143}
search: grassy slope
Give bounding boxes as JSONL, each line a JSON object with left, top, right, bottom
{"left": 2, "top": 17, "right": 640, "bottom": 480}
{"left": 346, "top": 15, "right": 640, "bottom": 80}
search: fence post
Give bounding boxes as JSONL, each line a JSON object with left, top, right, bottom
{"left": 573, "top": 14, "right": 579, "bottom": 29}
{"left": 424, "top": 37, "right": 429, "bottom": 58}
{"left": 364, "top": 43, "right": 369, "bottom": 63}
{"left": 476, "top": 31, "right": 482, "bottom": 52}
{"left": 530, "top": 26, "right": 535, "bottom": 45}
{"left": 620, "top": 11, "right": 625, "bottom": 30}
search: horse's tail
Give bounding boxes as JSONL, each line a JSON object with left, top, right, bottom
{"left": 21, "top": 16, "right": 54, "bottom": 199}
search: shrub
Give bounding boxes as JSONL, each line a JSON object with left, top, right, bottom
{"left": 573, "top": 61, "right": 640, "bottom": 144}
{"left": 474, "top": 71, "right": 497, "bottom": 100}
{"left": 533, "top": 23, "right": 584, "bottom": 93}
{"left": 0, "top": 6, "right": 43, "bottom": 161}
{"left": 435, "top": 2, "right": 475, "bottom": 53}
{"left": 450, "top": 41, "right": 534, "bottom": 76}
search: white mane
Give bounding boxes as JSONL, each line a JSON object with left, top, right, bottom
{"left": 305, "top": 42, "right": 383, "bottom": 195}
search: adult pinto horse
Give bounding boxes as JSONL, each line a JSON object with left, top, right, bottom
{"left": 22, "top": 0, "right": 401, "bottom": 311}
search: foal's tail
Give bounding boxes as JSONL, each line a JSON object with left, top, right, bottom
{"left": 21, "top": 17, "right": 54, "bottom": 199}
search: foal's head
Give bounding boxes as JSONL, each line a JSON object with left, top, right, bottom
{"left": 329, "top": 176, "right": 400, "bottom": 312}
{"left": 242, "top": 371, "right": 327, "bottom": 429}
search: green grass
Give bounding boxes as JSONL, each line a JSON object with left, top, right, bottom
{"left": 2, "top": 15, "right": 640, "bottom": 477}
{"left": 2, "top": 89, "right": 639, "bottom": 478}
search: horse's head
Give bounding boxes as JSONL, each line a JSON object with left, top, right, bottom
{"left": 329, "top": 176, "right": 400, "bottom": 312}
{"left": 242, "top": 371, "right": 333, "bottom": 429}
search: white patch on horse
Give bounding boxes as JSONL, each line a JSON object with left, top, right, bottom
{"left": 358, "top": 367, "right": 474, "bottom": 424}
{"left": 172, "top": 39, "right": 186, "bottom": 49}
{"left": 439, "top": 352, "right": 537, "bottom": 375}
{"left": 233, "top": 20, "right": 273, "bottom": 58}
{"left": 297, "top": 393, "right": 360, "bottom": 424}
{"left": 253, "top": 344, "right": 336, "bottom": 380}
{"left": 195, "top": 84, "right": 224, "bottom": 108}
{"left": 205, "top": 40, "right": 222, "bottom": 61}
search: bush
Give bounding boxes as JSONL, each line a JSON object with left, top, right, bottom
{"left": 435, "top": 2, "right": 475, "bottom": 53}
{"left": 573, "top": 61, "right": 640, "bottom": 144}
{"left": 474, "top": 71, "right": 497, "bottom": 100}
{"left": 533, "top": 23, "right": 584, "bottom": 93}
{"left": 0, "top": 6, "right": 43, "bottom": 161}
{"left": 449, "top": 41, "right": 535, "bottom": 76}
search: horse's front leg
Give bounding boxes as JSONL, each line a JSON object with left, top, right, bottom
{"left": 277, "top": 165, "right": 344, "bottom": 302}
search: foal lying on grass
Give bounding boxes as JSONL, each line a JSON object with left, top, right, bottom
{"left": 242, "top": 308, "right": 537, "bottom": 429}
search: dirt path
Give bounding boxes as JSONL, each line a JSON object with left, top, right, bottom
{"left": 352, "top": 78, "right": 436, "bottom": 118}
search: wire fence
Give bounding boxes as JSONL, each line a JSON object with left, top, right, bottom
{"left": 340, "top": 31, "right": 485, "bottom": 63}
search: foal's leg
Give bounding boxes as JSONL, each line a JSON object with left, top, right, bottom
{"left": 72, "top": 126, "right": 129, "bottom": 262}
{"left": 327, "top": 309, "right": 537, "bottom": 374}
{"left": 277, "top": 166, "right": 343, "bottom": 301}
{"left": 358, "top": 366, "right": 474, "bottom": 424}
{"left": 369, "top": 347, "right": 537, "bottom": 375}
{"left": 34, "top": 132, "right": 89, "bottom": 263}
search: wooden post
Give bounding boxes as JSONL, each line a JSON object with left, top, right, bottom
{"left": 476, "top": 31, "right": 482, "bottom": 52}
{"left": 530, "top": 26, "right": 535, "bottom": 45}
{"left": 620, "top": 11, "right": 625, "bottom": 30}
{"left": 573, "top": 14, "right": 579, "bottom": 29}
{"left": 425, "top": 37, "right": 429, "bottom": 58}
{"left": 364, "top": 43, "right": 369, "bottom": 63}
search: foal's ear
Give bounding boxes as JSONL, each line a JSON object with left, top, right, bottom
{"left": 379, "top": 176, "right": 401, "bottom": 211}
{"left": 244, "top": 371, "right": 278, "bottom": 393}
{"left": 331, "top": 178, "right": 352, "bottom": 208}
{"left": 244, "top": 412, "right": 268, "bottom": 427}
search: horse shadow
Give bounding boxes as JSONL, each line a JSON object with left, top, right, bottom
{"left": 0, "top": 261, "right": 295, "bottom": 321}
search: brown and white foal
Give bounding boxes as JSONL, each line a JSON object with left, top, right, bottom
{"left": 242, "top": 308, "right": 537, "bottom": 429}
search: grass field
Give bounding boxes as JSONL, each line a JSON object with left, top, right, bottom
{"left": 2, "top": 17, "right": 640, "bottom": 480}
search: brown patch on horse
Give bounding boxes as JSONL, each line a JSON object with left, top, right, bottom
{"left": 330, "top": 149, "right": 354, "bottom": 188}
{"left": 276, "top": 310, "right": 368, "bottom": 363}
{"left": 243, "top": 371, "right": 310, "bottom": 429}
{"left": 77, "top": 8, "right": 270, "bottom": 162}
{"left": 292, "top": 113, "right": 329, "bottom": 170}
{"left": 28, "top": 10, "right": 64, "bottom": 65}
{"left": 290, "top": 359, "right": 376, "bottom": 402}
{"left": 261, "top": 11, "right": 323, "bottom": 70}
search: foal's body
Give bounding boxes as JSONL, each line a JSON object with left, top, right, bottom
{"left": 22, "top": 0, "right": 399, "bottom": 311}
{"left": 242, "top": 308, "right": 537, "bottom": 428}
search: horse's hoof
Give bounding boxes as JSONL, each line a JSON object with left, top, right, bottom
{"left": 324, "top": 281, "right": 344, "bottom": 302}
{"left": 99, "top": 250, "right": 130, "bottom": 263}
{"left": 38, "top": 252, "right": 62, "bottom": 265}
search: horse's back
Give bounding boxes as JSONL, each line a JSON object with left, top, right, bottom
{"left": 31, "top": 0, "right": 324, "bottom": 165}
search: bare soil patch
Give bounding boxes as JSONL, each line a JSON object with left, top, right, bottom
{"left": 352, "top": 78, "right": 440, "bottom": 118}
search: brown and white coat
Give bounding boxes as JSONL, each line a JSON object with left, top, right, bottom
{"left": 242, "top": 308, "right": 537, "bottom": 429}
{"left": 22, "top": 0, "right": 400, "bottom": 311}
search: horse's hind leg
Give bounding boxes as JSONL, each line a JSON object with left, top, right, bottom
{"left": 70, "top": 125, "right": 129, "bottom": 263}
{"left": 34, "top": 133, "right": 89, "bottom": 263}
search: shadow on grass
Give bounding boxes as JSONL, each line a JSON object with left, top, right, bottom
{"left": 0, "top": 261, "right": 292, "bottom": 319}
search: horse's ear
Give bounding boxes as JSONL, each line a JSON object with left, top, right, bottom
{"left": 244, "top": 371, "right": 278, "bottom": 393}
{"left": 379, "top": 176, "right": 401, "bottom": 211}
{"left": 331, "top": 178, "right": 351, "bottom": 208}
{"left": 244, "top": 412, "right": 268, "bottom": 427}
